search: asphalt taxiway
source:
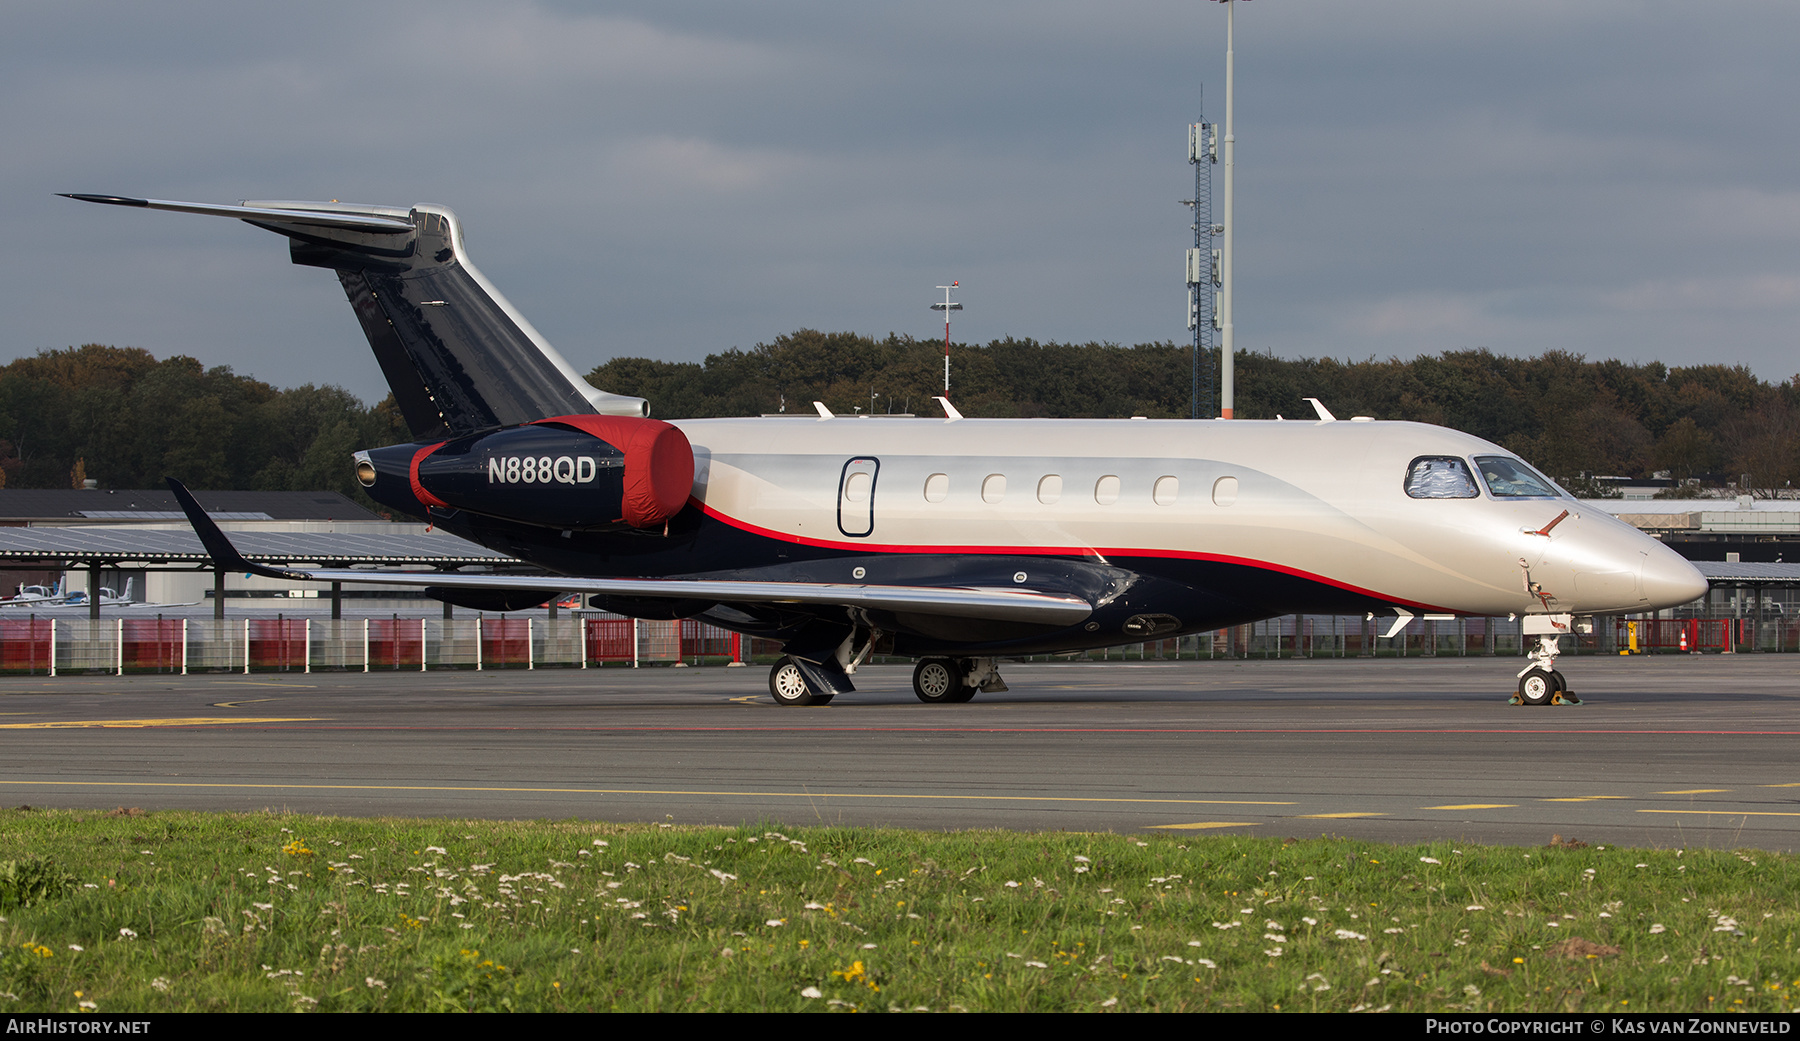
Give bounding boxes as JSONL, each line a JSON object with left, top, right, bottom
{"left": 0, "top": 655, "right": 1795, "bottom": 851}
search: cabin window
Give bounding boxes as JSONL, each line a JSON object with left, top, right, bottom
{"left": 1212, "top": 476, "right": 1238, "bottom": 507}
{"left": 1037, "top": 474, "right": 1062, "bottom": 504}
{"left": 1404, "top": 456, "right": 1479, "bottom": 499}
{"left": 843, "top": 470, "right": 872, "bottom": 502}
{"left": 1153, "top": 475, "right": 1179, "bottom": 505}
{"left": 1094, "top": 475, "right": 1121, "bottom": 505}
{"left": 1473, "top": 455, "right": 1560, "bottom": 498}
{"left": 981, "top": 474, "right": 1007, "bottom": 504}
{"left": 923, "top": 473, "right": 949, "bottom": 503}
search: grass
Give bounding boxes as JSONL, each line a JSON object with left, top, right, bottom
{"left": 0, "top": 808, "right": 1794, "bottom": 1012}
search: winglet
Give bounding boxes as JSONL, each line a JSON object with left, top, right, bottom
{"left": 1304, "top": 397, "right": 1337, "bottom": 423}
{"left": 165, "top": 477, "right": 296, "bottom": 580}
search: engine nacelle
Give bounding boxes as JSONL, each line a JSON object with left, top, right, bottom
{"left": 359, "top": 415, "right": 693, "bottom": 530}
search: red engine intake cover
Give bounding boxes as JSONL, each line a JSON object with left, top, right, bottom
{"left": 532, "top": 414, "right": 694, "bottom": 528}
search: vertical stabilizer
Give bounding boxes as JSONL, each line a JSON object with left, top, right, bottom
{"left": 62, "top": 194, "right": 649, "bottom": 438}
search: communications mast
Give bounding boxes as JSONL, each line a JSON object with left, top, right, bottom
{"left": 930, "top": 282, "right": 962, "bottom": 397}
{"left": 1182, "top": 111, "right": 1219, "bottom": 420}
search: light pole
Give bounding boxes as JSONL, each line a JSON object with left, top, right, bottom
{"left": 930, "top": 282, "right": 962, "bottom": 398}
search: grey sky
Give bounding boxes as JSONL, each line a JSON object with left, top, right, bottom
{"left": 5, "top": 1, "right": 1796, "bottom": 408}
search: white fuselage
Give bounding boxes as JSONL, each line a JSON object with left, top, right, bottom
{"left": 680, "top": 415, "right": 1706, "bottom": 618}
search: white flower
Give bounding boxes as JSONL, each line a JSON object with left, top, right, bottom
{"left": 1465, "top": 905, "right": 1485, "bottom": 911}
{"left": 149, "top": 978, "right": 170, "bottom": 992}
{"left": 765, "top": 919, "right": 785, "bottom": 927}
{"left": 1419, "top": 857, "right": 1441, "bottom": 865}
{"left": 1026, "top": 960, "right": 1048, "bottom": 968}
{"left": 67, "top": 945, "right": 83, "bottom": 952}
{"left": 1004, "top": 881, "right": 1021, "bottom": 888}
{"left": 1195, "top": 958, "right": 1217, "bottom": 969}
{"left": 1074, "top": 855, "right": 1090, "bottom": 862}
{"left": 1333, "top": 929, "right": 1367, "bottom": 941}
{"left": 116, "top": 928, "right": 137, "bottom": 940}
{"left": 1101, "top": 998, "right": 1119, "bottom": 1007}
{"left": 800, "top": 986, "right": 822, "bottom": 999}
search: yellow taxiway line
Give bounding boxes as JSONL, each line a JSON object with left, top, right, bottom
{"left": 0, "top": 718, "right": 322, "bottom": 729}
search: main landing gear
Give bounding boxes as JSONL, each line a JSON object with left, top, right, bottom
{"left": 1511, "top": 614, "right": 1586, "bottom": 707}
{"left": 769, "top": 656, "right": 833, "bottom": 707}
{"left": 764, "top": 632, "right": 1010, "bottom": 707}
{"left": 912, "top": 657, "right": 1006, "bottom": 704}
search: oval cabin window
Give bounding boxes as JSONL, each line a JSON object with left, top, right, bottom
{"left": 1212, "top": 476, "right": 1239, "bottom": 507}
{"left": 1094, "top": 475, "right": 1121, "bottom": 505}
{"left": 924, "top": 473, "right": 949, "bottom": 503}
{"left": 1153, "top": 475, "right": 1179, "bottom": 506}
{"left": 1037, "top": 474, "right": 1062, "bottom": 504}
{"left": 981, "top": 474, "right": 1006, "bottom": 504}
{"left": 843, "top": 470, "right": 872, "bottom": 502}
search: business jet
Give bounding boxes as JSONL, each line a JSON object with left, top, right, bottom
{"left": 66, "top": 194, "right": 1708, "bottom": 708}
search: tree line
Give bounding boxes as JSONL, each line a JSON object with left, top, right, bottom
{"left": 0, "top": 345, "right": 407, "bottom": 504}
{"left": 2, "top": 336, "right": 1794, "bottom": 499}
{"left": 591, "top": 331, "right": 1800, "bottom": 496}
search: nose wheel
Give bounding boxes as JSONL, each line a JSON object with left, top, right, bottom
{"left": 1512, "top": 628, "right": 1581, "bottom": 706}
{"left": 1515, "top": 669, "right": 1570, "bottom": 707}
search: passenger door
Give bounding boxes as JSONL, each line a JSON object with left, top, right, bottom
{"left": 837, "top": 457, "right": 879, "bottom": 537}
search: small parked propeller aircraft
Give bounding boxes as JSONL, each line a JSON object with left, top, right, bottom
{"left": 67, "top": 194, "right": 1707, "bottom": 707}
{"left": 1, "top": 580, "right": 70, "bottom": 608}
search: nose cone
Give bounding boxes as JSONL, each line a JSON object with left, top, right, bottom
{"left": 1641, "top": 544, "right": 1707, "bottom": 610}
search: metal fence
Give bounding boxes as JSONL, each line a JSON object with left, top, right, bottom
{"left": 0, "top": 611, "right": 1791, "bottom": 676}
{"left": 0, "top": 615, "right": 750, "bottom": 675}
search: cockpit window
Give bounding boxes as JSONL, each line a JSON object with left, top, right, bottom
{"left": 1473, "top": 455, "right": 1560, "bottom": 498}
{"left": 1405, "top": 456, "right": 1479, "bottom": 499}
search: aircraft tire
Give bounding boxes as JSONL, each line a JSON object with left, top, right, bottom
{"left": 769, "top": 656, "right": 828, "bottom": 706}
{"left": 1517, "top": 670, "right": 1556, "bottom": 707}
{"left": 913, "top": 658, "right": 971, "bottom": 704}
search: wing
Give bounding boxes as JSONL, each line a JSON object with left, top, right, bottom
{"left": 166, "top": 479, "right": 1092, "bottom": 626}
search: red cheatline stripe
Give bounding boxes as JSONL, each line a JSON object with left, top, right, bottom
{"left": 688, "top": 499, "right": 1453, "bottom": 613}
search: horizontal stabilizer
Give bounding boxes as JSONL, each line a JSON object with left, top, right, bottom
{"left": 59, "top": 194, "right": 414, "bottom": 232}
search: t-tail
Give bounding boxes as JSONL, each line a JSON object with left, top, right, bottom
{"left": 61, "top": 194, "right": 647, "bottom": 438}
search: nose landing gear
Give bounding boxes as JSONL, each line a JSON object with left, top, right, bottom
{"left": 1511, "top": 614, "right": 1587, "bottom": 706}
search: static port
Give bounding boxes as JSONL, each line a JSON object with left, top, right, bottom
{"left": 355, "top": 460, "right": 377, "bottom": 487}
